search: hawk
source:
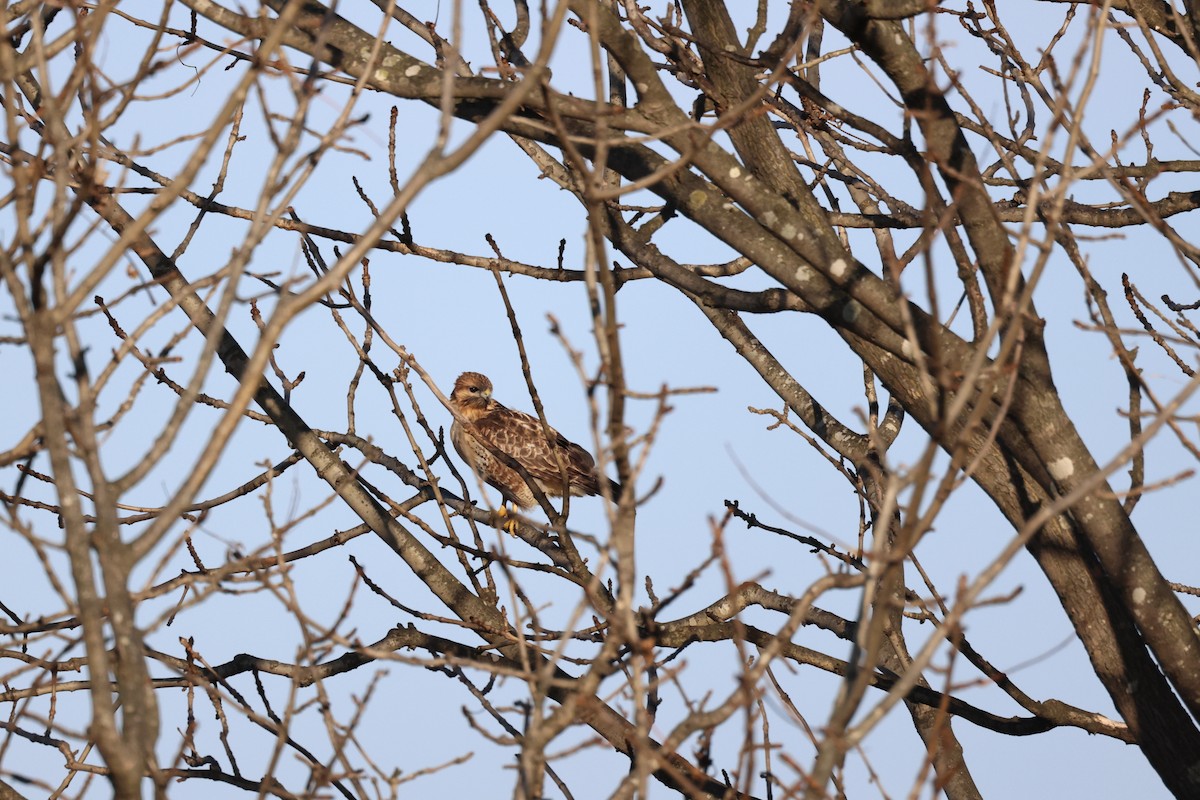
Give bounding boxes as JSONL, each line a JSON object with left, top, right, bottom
{"left": 448, "top": 372, "right": 623, "bottom": 518}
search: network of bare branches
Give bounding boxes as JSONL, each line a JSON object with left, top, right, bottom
{"left": 2, "top": 1, "right": 1200, "bottom": 799}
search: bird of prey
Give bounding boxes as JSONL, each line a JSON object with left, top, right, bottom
{"left": 448, "top": 372, "right": 623, "bottom": 525}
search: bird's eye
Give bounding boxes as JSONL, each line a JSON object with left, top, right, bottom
{"left": 469, "top": 387, "right": 478, "bottom": 393}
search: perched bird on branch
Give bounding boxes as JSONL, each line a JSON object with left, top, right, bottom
{"left": 448, "top": 371, "right": 623, "bottom": 527}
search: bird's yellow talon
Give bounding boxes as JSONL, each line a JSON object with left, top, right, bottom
{"left": 496, "top": 504, "right": 519, "bottom": 535}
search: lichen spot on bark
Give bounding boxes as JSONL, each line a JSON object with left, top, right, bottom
{"left": 830, "top": 258, "right": 848, "bottom": 279}
{"left": 1131, "top": 587, "right": 1147, "bottom": 605}
{"left": 1048, "top": 456, "right": 1074, "bottom": 481}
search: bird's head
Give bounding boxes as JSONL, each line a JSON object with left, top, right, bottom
{"left": 450, "top": 371, "right": 494, "bottom": 414}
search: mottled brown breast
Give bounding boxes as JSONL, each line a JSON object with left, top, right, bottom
{"left": 450, "top": 418, "right": 538, "bottom": 508}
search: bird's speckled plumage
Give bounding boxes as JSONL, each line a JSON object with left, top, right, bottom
{"left": 448, "top": 371, "right": 622, "bottom": 509}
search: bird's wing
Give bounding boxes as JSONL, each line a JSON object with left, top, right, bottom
{"left": 473, "top": 405, "right": 597, "bottom": 492}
